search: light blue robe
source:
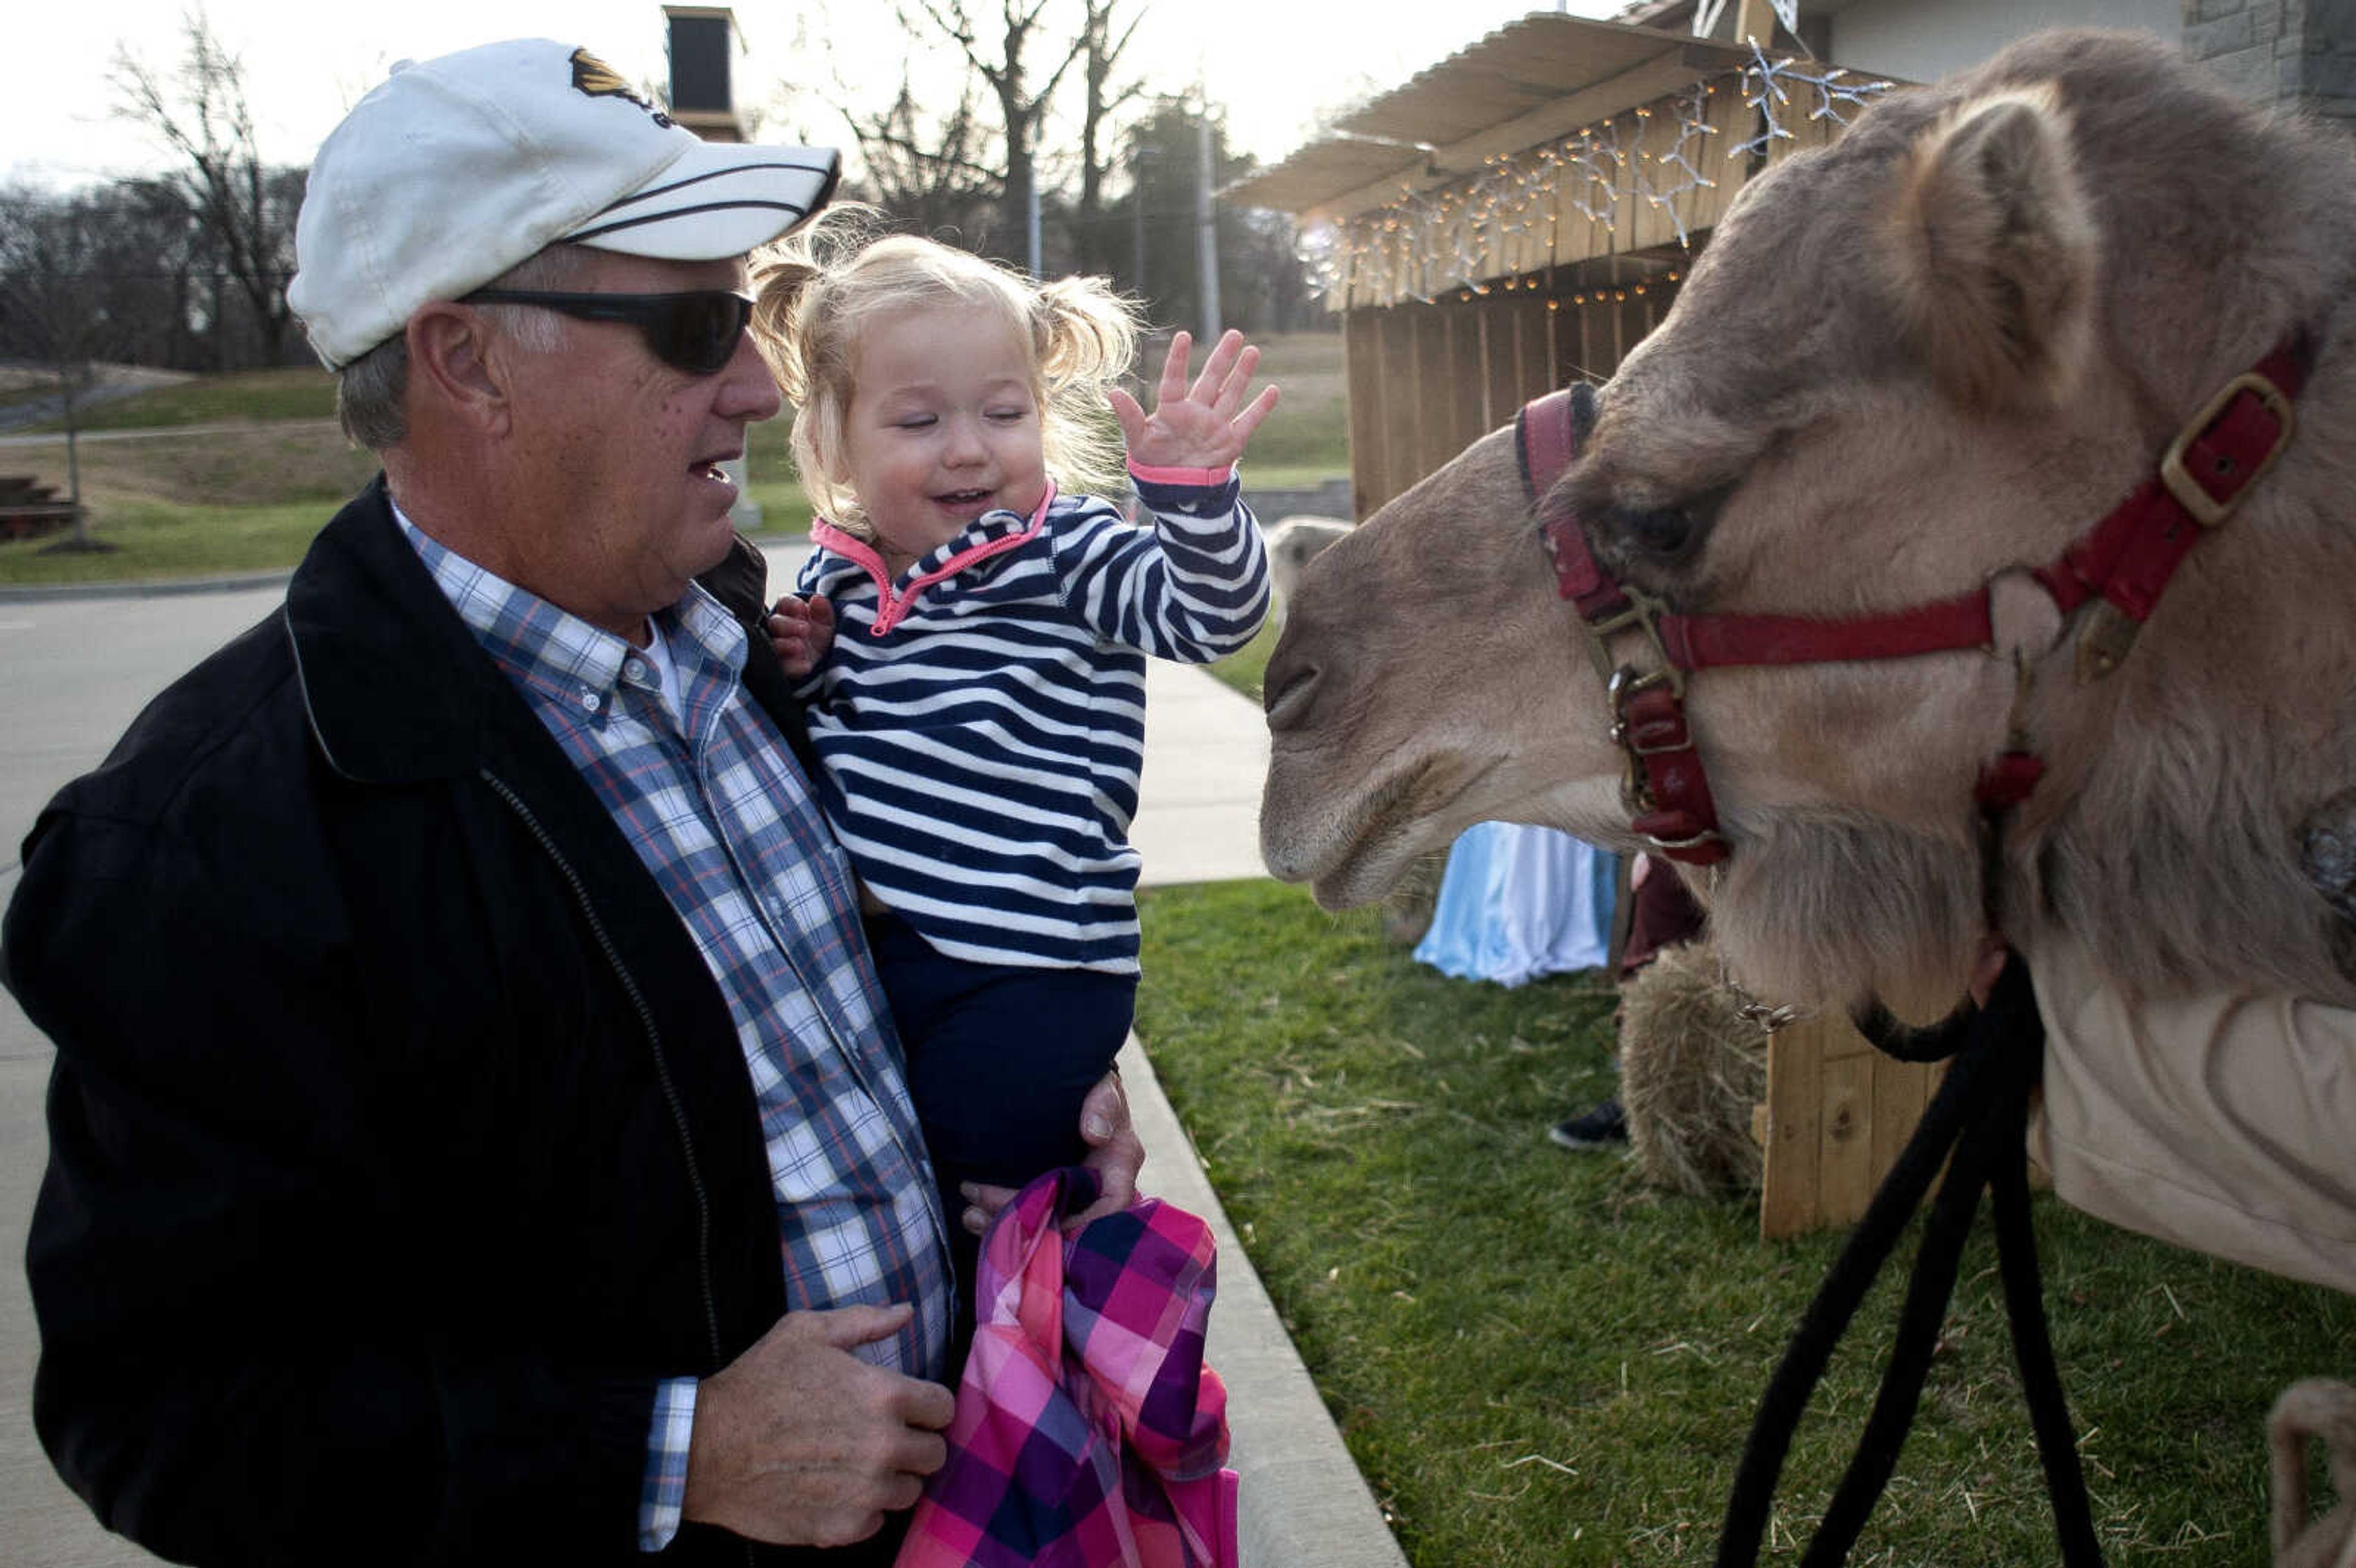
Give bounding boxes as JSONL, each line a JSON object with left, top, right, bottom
{"left": 1414, "top": 823, "right": 1619, "bottom": 987}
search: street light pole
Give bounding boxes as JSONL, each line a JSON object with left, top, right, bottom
{"left": 1130, "top": 145, "right": 1153, "bottom": 300}
{"left": 1026, "top": 159, "right": 1043, "bottom": 277}
{"left": 1194, "top": 97, "right": 1221, "bottom": 343}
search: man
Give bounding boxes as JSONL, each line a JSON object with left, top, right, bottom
{"left": 2, "top": 39, "right": 1138, "bottom": 1566}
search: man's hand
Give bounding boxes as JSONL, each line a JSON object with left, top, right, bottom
{"left": 960, "top": 1069, "right": 1146, "bottom": 1234}
{"left": 767, "top": 593, "right": 836, "bottom": 678}
{"left": 682, "top": 1304, "right": 954, "bottom": 1548}
{"left": 1107, "top": 329, "right": 1280, "bottom": 474}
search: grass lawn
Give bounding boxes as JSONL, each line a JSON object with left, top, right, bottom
{"left": 0, "top": 498, "right": 356, "bottom": 586}
{"left": 1231, "top": 327, "right": 1347, "bottom": 473}
{"left": 1133, "top": 880, "right": 2354, "bottom": 1568}
{"left": 0, "top": 421, "right": 381, "bottom": 585}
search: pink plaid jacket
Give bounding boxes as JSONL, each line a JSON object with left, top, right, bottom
{"left": 895, "top": 1168, "right": 1240, "bottom": 1568}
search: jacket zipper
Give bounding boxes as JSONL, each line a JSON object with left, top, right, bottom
{"left": 480, "top": 769, "right": 726, "bottom": 1371}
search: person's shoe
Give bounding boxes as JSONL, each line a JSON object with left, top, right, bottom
{"left": 1549, "top": 1098, "right": 1628, "bottom": 1150}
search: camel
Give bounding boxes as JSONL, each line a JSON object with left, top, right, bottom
{"left": 1261, "top": 29, "right": 2356, "bottom": 1031}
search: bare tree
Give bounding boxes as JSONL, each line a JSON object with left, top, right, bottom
{"left": 112, "top": 12, "right": 302, "bottom": 368}
{"left": 1224, "top": 204, "right": 1315, "bottom": 334}
{"left": 0, "top": 179, "right": 209, "bottom": 371}
{"left": 901, "top": 0, "right": 1093, "bottom": 270}
{"left": 0, "top": 188, "right": 123, "bottom": 551}
{"left": 841, "top": 74, "right": 1007, "bottom": 244}
{"left": 103, "top": 179, "right": 210, "bottom": 369}
{"left": 1071, "top": 0, "right": 1148, "bottom": 276}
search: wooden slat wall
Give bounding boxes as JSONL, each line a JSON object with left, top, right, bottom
{"left": 1444, "top": 308, "right": 1487, "bottom": 474}
{"left": 1757, "top": 1012, "right": 1947, "bottom": 1240}
{"left": 1479, "top": 297, "right": 1523, "bottom": 432}
{"left": 1343, "top": 310, "right": 1391, "bottom": 516}
{"left": 1342, "top": 276, "right": 1677, "bottom": 518}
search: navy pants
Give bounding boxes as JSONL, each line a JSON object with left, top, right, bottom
{"left": 864, "top": 912, "right": 1136, "bottom": 1298}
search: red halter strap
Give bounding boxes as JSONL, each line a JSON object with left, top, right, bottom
{"left": 1520, "top": 331, "right": 2311, "bottom": 865}
{"left": 1523, "top": 390, "right": 1731, "bottom": 864}
{"left": 2031, "top": 333, "right": 2309, "bottom": 678}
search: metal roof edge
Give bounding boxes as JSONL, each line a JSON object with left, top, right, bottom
{"left": 1225, "top": 12, "right": 1752, "bottom": 215}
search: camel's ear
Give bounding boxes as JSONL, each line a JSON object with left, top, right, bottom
{"left": 1876, "top": 86, "right": 2096, "bottom": 407}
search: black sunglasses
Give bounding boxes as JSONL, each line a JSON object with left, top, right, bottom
{"left": 463, "top": 288, "right": 755, "bottom": 375}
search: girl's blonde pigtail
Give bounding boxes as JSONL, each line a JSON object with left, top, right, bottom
{"left": 1030, "top": 277, "right": 1144, "bottom": 498}
{"left": 747, "top": 253, "right": 822, "bottom": 403}
{"left": 1031, "top": 275, "right": 1140, "bottom": 386}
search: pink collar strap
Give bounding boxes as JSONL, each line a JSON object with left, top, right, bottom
{"left": 813, "top": 482, "right": 1058, "bottom": 636}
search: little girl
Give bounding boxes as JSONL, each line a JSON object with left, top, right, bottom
{"left": 751, "top": 216, "right": 1276, "bottom": 1290}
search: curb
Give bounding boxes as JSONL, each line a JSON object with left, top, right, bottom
{"left": 0, "top": 571, "right": 293, "bottom": 604}
{"left": 1117, "top": 1034, "right": 1409, "bottom": 1568}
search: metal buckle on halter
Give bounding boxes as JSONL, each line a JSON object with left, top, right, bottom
{"left": 1648, "top": 824, "right": 1730, "bottom": 856}
{"left": 2158, "top": 371, "right": 2296, "bottom": 528}
{"left": 1605, "top": 664, "right": 1675, "bottom": 736}
{"left": 1580, "top": 585, "right": 1685, "bottom": 700}
{"left": 1606, "top": 664, "right": 1680, "bottom": 809}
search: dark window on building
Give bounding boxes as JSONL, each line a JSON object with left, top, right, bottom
{"left": 668, "top": 14, "right": 732, "bottom": 114}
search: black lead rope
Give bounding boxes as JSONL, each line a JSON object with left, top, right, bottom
{"left": 1713, "top": 958, "right": 2104, "bottom": 1568}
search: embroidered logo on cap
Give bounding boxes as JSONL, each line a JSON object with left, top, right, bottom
{"left": 569, "top": 48, "right": 676, "bottom": 128}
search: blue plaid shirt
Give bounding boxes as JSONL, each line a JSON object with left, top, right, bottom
{"left": 399, "top": 515, "right": 951, "bottom": 1551}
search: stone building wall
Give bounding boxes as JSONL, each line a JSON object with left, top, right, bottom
{"left": 2181, "top": 0, "right": 2356, "bottom": 128}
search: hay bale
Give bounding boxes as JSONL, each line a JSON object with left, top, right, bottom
{"left": 1619, "top": 942, "right": 1768, "bottom": 1196}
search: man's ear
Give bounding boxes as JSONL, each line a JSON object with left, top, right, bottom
{"left": 1874, "top": 85, "right": 2098, "bottom": 409}
{"left": 406, "top": 304, "right": 510, "bottom": 433}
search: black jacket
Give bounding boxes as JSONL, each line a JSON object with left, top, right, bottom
{"left": 4, "top": 480, "right": 904, "bottom": 1566}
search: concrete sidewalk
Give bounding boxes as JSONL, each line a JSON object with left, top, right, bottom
{"left": 0, "top": 573, "right": 1405, "bottom": 1568}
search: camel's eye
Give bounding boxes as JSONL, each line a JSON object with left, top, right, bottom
{"left": 1568, "top": 381, "right": 1600, "bottom": 448}
{"left": 1617, "top": 504, "right": 1698, "bottom": 558}
{"left": 1604, "top": 482, "right": 1728, "bottom": 564}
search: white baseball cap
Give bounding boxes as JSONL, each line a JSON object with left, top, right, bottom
{"left": 288, "top": 37, "right": 841, "bottom": 369}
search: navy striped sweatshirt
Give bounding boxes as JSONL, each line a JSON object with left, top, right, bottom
{"left": 793, "top": 465, "right": 1270, "bottom": 974}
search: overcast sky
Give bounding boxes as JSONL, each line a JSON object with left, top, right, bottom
{"left": 9, "top": 1, "right": 1625, "bottom": 191}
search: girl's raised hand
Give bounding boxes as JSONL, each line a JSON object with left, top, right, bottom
{"left": 1107, "top": 329, "right": 1280, "bottom": 473}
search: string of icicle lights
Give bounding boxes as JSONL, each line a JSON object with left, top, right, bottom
{"left": 1292, "top": 43, "right": 1893, "bottom": 310}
